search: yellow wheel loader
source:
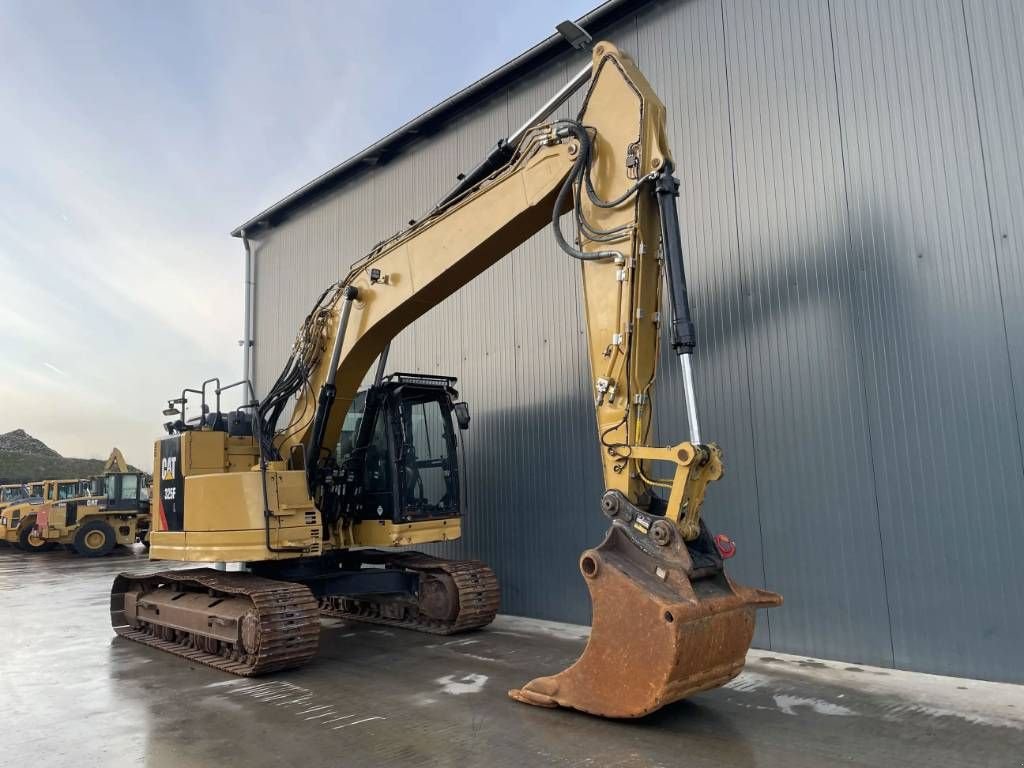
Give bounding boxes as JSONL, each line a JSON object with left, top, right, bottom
{"left": 23, "top": 449, "right": 151, "bottom": 557}
{"left": 111, "top": 38, "right": 780, "bottom": 718}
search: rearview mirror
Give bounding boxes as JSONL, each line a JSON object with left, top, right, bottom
{"left": 453, "top": 402, "right": 470, "bottom": 430}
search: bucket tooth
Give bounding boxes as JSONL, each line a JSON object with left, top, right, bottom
{"left": 509, "top": 523, "right": 780, "bottom": 718}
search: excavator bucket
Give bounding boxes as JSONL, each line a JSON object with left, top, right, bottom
{"left": 509, "top": 518, "right": 781, "bottom": 718}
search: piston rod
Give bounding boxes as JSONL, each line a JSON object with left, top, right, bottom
{"left": 679, "top": 354, "right": 701, "bottom": 446}
{"left": 508, "top": 61, "right": 593, "bottom": 146}
{"left": 436, "top": 62, "right": 593, "bottom": 211}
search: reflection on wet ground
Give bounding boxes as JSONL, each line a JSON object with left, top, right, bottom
{"left": 2, "top": 547, "right": 1021, "bottom": 768}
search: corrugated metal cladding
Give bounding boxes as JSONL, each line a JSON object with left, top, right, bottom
{"left": 249, "top": 0, "right": 1024, "bottom": 682}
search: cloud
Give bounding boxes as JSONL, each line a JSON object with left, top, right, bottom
{"left": 0, "top": 0, "right": 597, "bottom": 467}
{"left": 42, "top": 362, "right": 67, "bottom": 377}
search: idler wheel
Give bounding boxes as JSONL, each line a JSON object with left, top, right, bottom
{"left": 240, "top": 610, "right": 261, "bottom": 655}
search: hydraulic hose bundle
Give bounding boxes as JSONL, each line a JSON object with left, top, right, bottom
{"left": 256, "top": 282, "right": 343, "bottom": 459}
{"left": 550, "top": 120, "right": 651, "bottom": 262}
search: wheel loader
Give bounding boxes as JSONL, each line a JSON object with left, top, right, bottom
{"left": 111, "top": 38, "right": 781, "bottom": 719}
{"left": 3, "top": 450, "right": 150, "bottom": 556}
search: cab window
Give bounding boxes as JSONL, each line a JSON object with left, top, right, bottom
{"left": 120, "top": 474, "right": 139, "bottom": 501}
{"left": 335, "top": 390, "right": 368, "bottom": 467}
{"left": 400, "top": 398, "right": 452, "bottom": 510}
{"left": 57, "top": 482, "right": 80, "bottom": 500}
{"left": 363, "top": 409, "right": 391, "bottom": 493}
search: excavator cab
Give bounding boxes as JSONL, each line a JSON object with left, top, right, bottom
{"left": 331, "top": 373, "right": 466, "bottom": 526}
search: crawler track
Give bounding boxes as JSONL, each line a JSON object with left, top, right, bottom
{"left": 111, "top": 569, "right": 320, "bottom": 675}
{"left": 321, "top": 553, "right": 500, "bottom": 634}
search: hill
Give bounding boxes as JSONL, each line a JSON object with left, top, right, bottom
{"left": 0, "top": 430, "right": 141, "bottom": 483}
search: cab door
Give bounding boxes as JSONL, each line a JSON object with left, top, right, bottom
{"left": 104, "top": 473, "right": 143, "bottom": 512}
{"left": 357, "top": 405, "right": 396, "bottom": 522}
{"left": 55, "top": 481, "right": 84, "bottom": 526}
{"left": 391, "top": 390, "right": 461, "bottom": 521}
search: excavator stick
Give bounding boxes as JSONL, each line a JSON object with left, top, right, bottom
{"left": 507, "top": 42, "right": 781, "bottom": 717}
{"left": 511, "top": 496, "right": 781, "bottom": 718}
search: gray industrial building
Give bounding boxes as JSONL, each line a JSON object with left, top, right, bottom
{"left": 234, "top": 0, "right": 1024, "bottom": 684}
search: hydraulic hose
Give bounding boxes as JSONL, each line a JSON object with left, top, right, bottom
{"left": 551, "top": 123, "right": 621, "bottom": 261}
{"left": 550, "top": 120, "right": 652, "bottom": 261}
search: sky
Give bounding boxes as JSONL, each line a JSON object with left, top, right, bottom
{"left": 0, "top": 0, "right": 596, "bottom": 467}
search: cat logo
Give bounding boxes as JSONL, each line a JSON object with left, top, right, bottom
{"left": 160, "top": 456, "right": 177, "bottom": 482}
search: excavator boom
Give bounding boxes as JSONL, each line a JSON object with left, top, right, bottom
{"left": 102, "top": 447, "right": 129, "bottom": 474}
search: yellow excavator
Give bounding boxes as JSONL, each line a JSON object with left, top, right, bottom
{"left": 111, "top": 39, "right": 780, "bottom": 718}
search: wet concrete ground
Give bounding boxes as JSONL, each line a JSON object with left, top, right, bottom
{"left": 2, "top": 546, "right": 1022, "bottom": 768}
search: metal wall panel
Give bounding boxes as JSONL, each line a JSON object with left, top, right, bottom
{"left": 250, "top": 0, "right": 1024, "bottom": 681}
{"left": 964, "top": 0, "right": 1024, "bottom": 455}
{"left": 830, "top": 0, "right": 1024, "bottom": 680}
{"left": 716, "top": 0, "right": 893, "bottom": 666}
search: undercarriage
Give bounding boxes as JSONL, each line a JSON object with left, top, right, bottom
{"left": 110, "top": 550, "right": 499, "bottom": 675}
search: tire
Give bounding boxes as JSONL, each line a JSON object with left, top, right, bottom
{"left": 72, "top": 519, "right": 117, "bottom": 557}
{"left": 18, "top": 522, "right": 53, "bottom": 553}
